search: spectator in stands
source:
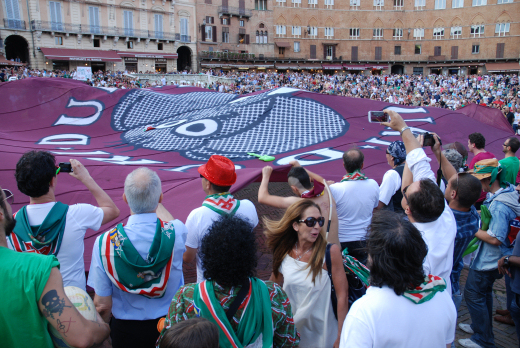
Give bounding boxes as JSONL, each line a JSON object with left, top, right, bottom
{"left": 159, "top": 317, "right": 218, "bottom": 348}
{"left": 265, "top": 200, "right": 348, "bottom": 348}
{"left": 340, "top": 210, "right": 457, "bottom": 347}
{"left": 0, "top": 186, "right": 111, "bottom": 348}
{"left": 88, "top": 167, "right": 187, "bottom": 348}
{"left": 500, "top": 137, "right": 520, "bottom": 185}
{"left": 8, "top": 151, "right": 119, "bottom": 290}
{"left": 460, "top": 159, "right": 520, "bottom": 348}
{"left": 329, "top": 149, "right": 380, "bottom": 264}
{"left": 159, "top": 214, "right": 300, "bottom": 348}
{"left": 183, "top": 155, "right": 258, "bottom": 283}
{"left": 377, "top": 140, "right": 406, "bottom": 213}
{"left": 468, "top": 133, "right": 496, "bottom": 208}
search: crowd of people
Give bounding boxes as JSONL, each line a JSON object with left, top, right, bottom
{"left": 3, "top": 108, "right": 520, "bottom": 348}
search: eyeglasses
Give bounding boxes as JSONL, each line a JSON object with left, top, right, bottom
{"left": 1, "top": 189, "right": 14, "bottom": 205}
{"left": 503, "top": 143, "right": 510, "bottom": 147}
{"left": 298, "top": 216, "right": 325, "bottom": 228}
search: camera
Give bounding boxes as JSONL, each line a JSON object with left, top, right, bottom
{"left": 58, "top": 162, "right": 73, "bottom": 173}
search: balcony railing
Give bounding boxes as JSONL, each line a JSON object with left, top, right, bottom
{"left": 30, "top": 20, "right": 176, "bottom": 40}
{"left": 3, "top": 18, "right": 26, "bottom": 30}
{"left": 174, "top": 33, "right": 191, "bottom": 42}
{"left": 218, "top": 6, "right": 253, "bottom": 18}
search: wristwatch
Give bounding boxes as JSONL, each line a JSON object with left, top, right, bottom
{"left": 504, "top": 255, "right": 510, "bottom": 267}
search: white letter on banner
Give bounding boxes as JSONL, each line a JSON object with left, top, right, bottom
{"left": 54, "top": 99, "right": 104, "bottom": 126}
{"left": 163, "top": 164, "right": 243, "bottom": 172}
{"left": 86, "top": 156, "right": 165, "bottom": 165}
{"left": 38, "top": 134, "right": 90, "bottom": 145}
{"left": 275, "top": 148, "right": 344, "bottom": 166}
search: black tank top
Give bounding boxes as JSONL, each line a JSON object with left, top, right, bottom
{"left": 387, "top": 164, "right": 405, "bottom": 214}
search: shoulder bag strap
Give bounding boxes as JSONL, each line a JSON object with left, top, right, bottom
{"left": 226, "top": 279, "right": 251, "bottom": 322}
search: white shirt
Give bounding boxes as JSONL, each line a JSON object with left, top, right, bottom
{"left": 378, "top": 169, "right": 401, "bottom": 205}
{"left": 330, "top": 179, "right": 379, "bottom": 242}
{"left": 17, "top": 202, "right": 103, "bottom": 289}
{"left": 87, "top": 213, "right": 187, "bottom": 320}
{"left": 407, "top": 148, "right": 457, "bottom": 294}
{"left": 340, "top": 286, "right": 456, "bottom": 348}
{"left": 185, "top": 200, "right": 258, "bottom": 283}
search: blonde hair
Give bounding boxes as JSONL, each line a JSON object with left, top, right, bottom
{"left": 264, "top": 200, "right": 327, "bottom": 284}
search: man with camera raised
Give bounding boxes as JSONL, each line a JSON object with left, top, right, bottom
{"left": 7, "top": 151, "right": 120, "bottom": 290}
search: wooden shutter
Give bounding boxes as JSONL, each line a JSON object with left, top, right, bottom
{"left": 324, "top": 46, "right": 327, "bottom": 59}
{"left": 212, "top": 26, "right": 217, "bottom": 42}
{"left": 239, "top": 0, "right": 245, "bottom": 9}
{"left": 205, "top": 0, "right": 212, "bottom": 3}
{"left": 496, "top": 43, "right": 505, "bottom": 58}
{"left": 6, "top": 0, "right": 21, "bottom": 20}
{"left": 451, "top": 46, "right": 458, "bottom": 59}
{"left": 351, "top": 46, "right": 358, "bottom": 61}
{"left": 375, "top": 46, "right": 382, "bottom": 60}
{"left": 434, "top": 46, "right": 441, "bottom": 56}
{"left": 310, "top": 45, "right": 316, "bottom": 59}
{"left": 245, "top": 34, "right": 250, "bottom": 44}
{"left": 201, "top": 25, "right": 206, "bottom": 41}
{"left": 332, "top": 46, "right": 336, "bottom": 59}
{"left": 222, "top": 0, "right": 228, "bottom": 7}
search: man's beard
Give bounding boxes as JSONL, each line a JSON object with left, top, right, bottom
{"left": 5, "top": 215, "right": 16, "bottom": 237}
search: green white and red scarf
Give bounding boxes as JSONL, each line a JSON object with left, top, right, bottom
{"left": 99, "top": 219, "right": 176, "bottom": 298}
{"left": 8, "top": 202, "right": 69, "bottom": 256}
{"left": 202, "top": 192, "right": 240, "bottom": 216}
{"left": 403, "top": 275, "right": 447, "bottom": 304}
{"left": 193, "top": 279, "right": 274, "bottom": 348}
{"left": 340, "top": 170, "right": 368, "bottom": 182}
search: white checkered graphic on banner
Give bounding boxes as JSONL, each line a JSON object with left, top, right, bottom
{"left": 111, "top": 89, "right": 348, "bottom": 161}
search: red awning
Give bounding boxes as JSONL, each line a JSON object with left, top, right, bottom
{"left": 486, "top": 62, "right": 520, "bottom": 72}
{"left": 369, "top": 65, "right": 389, "bottom": 70}
{"left": 41, "top": 48, "right": 121, "bottom": 62}
{"left": 322, "top": 64, "right": 343, "bottom": 70}
{"left": 275, "top": 42, "right": 291, "bottom": 48}
{"left": 0, "top": 55, "right": 24, "bottom": 66}
{"left": 343, "top": 64, "right": 368, "bottom": 70}
{"left": 117, "top": 51, "right": 178, "bottom": 59}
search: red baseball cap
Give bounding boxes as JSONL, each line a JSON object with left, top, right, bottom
{"left": 198, "top": 155, "right": 237, "bottom": 186}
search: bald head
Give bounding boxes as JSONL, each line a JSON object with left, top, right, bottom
{"left": 343, "top": 149, "right": 365, "bottom": 173}
{"left": 124, "top": 167, "right": 162, "bottom": 214}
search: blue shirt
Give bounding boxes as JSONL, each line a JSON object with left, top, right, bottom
{"left": 88, "top": 213, "right": 187, "bottom": 320}
{"left": 450, "top": 206, "right": 480, "bottom": 294}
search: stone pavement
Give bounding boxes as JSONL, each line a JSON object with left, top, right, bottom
{"left": 183, "top": 182, "right": 519, "bottom": 348}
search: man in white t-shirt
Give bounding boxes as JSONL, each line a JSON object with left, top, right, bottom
{"left": 329, "top": 149, "right": 379, "bottom": 264}
{"left": 183, "top": 155, "right": 258, "bottom": 283}
{"left": 8, "top": 151, "right": 120, "bottom": 290}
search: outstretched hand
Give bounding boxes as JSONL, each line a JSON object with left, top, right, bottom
{"left": 381, "top": 110, "right": 407, "bottom": 132}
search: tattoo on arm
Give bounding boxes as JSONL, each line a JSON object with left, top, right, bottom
{"left": 41, "top": 289, "right": 72, "bottom": 319}
{"left": 56, "top": 318, "right": 76, "bottom": 337}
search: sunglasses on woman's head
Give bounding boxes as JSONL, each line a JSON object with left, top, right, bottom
{"left": 298, "top": 216, "right": 325, "bottom": 227}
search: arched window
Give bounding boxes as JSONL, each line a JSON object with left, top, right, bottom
{"left": 256, "top": 30, "right": 260, "bottom": 43}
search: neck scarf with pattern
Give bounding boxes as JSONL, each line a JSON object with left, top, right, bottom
{"left": 202, "top": 192, "right": 240, "bottom": 216}
{"left": 341, "top": 170, "right": 368, "bottom": 182}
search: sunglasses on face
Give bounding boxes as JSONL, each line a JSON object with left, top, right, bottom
{"left": 298, "top": 216, "right": 325, "bottom": 228}
{"left": 2, "top": 189, "right": 14, "bottom": 205}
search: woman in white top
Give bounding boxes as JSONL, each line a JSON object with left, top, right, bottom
{"left": 264, "top": 200, "right": 348, "bottom": 348}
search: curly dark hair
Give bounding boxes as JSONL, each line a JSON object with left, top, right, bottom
{"left": 367, "top": 210, "right": 427, "bottom": 296}
{"left": 468, "top": 132, "right": 486, "bottom": 150}
{"left": 200, "top": 215, "right": 257, "bottom": 286}
{"left": 15, "top": 151, "right": 56, "bottom": 198}
{"left": 408, "top": 179, "right": 445, "bottom": 223}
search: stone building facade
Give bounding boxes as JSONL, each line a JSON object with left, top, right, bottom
{"left": 0, "top": 0, "right": 197, "bottom": 72}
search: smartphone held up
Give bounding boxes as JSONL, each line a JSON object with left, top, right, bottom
{"left": 58, "top": 162, "right": 73, "bottom": 173}
{"left": 368, "top": 111, "right": 389, "bottom": 123}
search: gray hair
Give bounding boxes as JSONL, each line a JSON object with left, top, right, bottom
{"left": 124, "top": 167, "right": 162, "bottom": 214}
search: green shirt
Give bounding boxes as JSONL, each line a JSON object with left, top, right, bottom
{"left": 499, "top": 156, "right": 520, "bottom": 185}
{"left": 0, "top": 247, "right": 60, "bottom": 348}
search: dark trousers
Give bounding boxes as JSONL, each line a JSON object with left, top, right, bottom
{"left": 340, "top": 240, "right": 367, "bottom": 265}
{"left": 509, "top": 293, "right": 520, "bottom": 348}
{"left": 110, "top": 316, "right": 162, "bottom": 348}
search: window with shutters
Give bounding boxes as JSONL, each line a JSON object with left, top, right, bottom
{"left": 279, "top": 47, "right": 285, "bottom": 55}
{"left": 450, "top": 26, "right": 462, "bottom": 39}
{"left": 240, "top": 20, "right": 244, "bottom": 27}
{"left": 49, "top": 2, "right": 63, "bottom": 31}
{"left": 394, "top": 45, "right": 401, "bottom": 55}
{"left": 350, "top": 28, "right": 360, "bottom": 39}
{"left": 5, "top": 0, "right": 23, "bottom": 29}
{"left": 326, "top": 45, "right": 334, "bottom": 59}
{"left": 308, "top": 0, "right": 317, "bottom": 7}
{"left": 255, "top": 0, "right": 268, "bottom": 10}
{"left": 292, "top": 0, "right": 301, "bottom": 7}
{"left": 472, "top": 0, "right": 486, "bottom": 6}
{"left": 205, "top": 26, "right": 213, "bottom": 41}
{"left": 374, "top": 0, "right": 384, "bottom": 10}
{"left": 180, "top": 18, "right": 189, "bottom": 42}
{"left": 351, "top": 46, "right": 358, "bottom": 61}
{"left": 325, "top": 0, "right": 334, "bottom": 8}
{"left": 413, "top": 67, "right": 423, "bottom": 75}
{"left": 495, "top": 23, "right": 510, "bottom": 36}
{"left": 394, "top": 0, "right": 403, "bottom": 9}
{"left": 155, "top": 14, "right": 163, "bottom": 39}
{"left": 415, "top": 0, "right": 425, "bottom": 10}
{"left": 292, "top": 26, "right": 301, "bottom": 37}
{"left": 375, "top": 46, "right": 382, "bottom": 60}
{"left": 294, "top": 41, "right": 300, "bottom": 52}
{"left": 452, "top": 0, "right": 463, "bottom": 8}
{"left": 393, "top": 28, "right": 403, "bottom": 40}
{"left": 127, "top": 41, "right": 133, "bottom": 49}
{"left": 223, "top": 27, "right": 230, "bottom": 43}
{"left": 414, "top": 28, "right": 424, "bottom": 40}
{"left": 434, "top": 46, "right": 442, "bottom": 56}
{"left": 310, "top": 45, "right": 316, "bottom": 59}
{"left": 89, "top": 6, "right": 101, "bottom": 34}
{"left": 123, "top": 10, "right": 133, "bottom": 36}
{"left": 276, "top": 25, "right": 286, "bottom": 37}
{"left": 350, "top": 0, "right": 360, "bottom": 9}
{"left": 415, "top": 44, "right": 421, "bottom": 54}
{"left": 451, "top": 46, "right": 458, "bottom": 59}
{"left": 373, "top": 28, "right": 383, "bottom": 40}
{"left": 435, "top": 0, "right": 445, "bottom": 9}
{"left": 324, "top": 27, "right": 334, "bottom": 39}
{"left": 470, "top": 25, "right": 484, "bottom": 38}
{"left": 496, "top": 43, "right": 505, "bottom": 58}
{"left": 433, "top": 27, "right": 444, "bottom": 39}
{"left": 472, "top": 44, "right": 479, "bottom": 54}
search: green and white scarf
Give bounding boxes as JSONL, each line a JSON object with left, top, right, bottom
{"left": 193, "top": 278, "right": 274, "bottom": 348}
{"left": 340, "top": 170, "right": 368, "bottom": 182}
{"left": 9, "top": 202, "right": 69, "bottom": 256}
{"left": 202, "top": 192, "right": 240, "bottom": 216}
{"left": 403, "top": 275, "right": 447, "bottom": 304}
{"left": 99, "top": 219, "right": 176, "bottom": 298}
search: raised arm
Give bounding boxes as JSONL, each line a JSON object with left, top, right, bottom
{"left": 290, "top": 160, "right": 332, "bottom": 185}
{"left": 69, "top": 159, "right": 120, "bottom": 225}
{"left": 40, "top": 268, "right": 110, "bottom": 348}
{"left": 430, "top": 133, "right": 457, "bottom": 182}
{"left": 258, "top": 166, "right": 300, "bottom": 209}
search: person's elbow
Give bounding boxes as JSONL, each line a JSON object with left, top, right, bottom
{"left": 183, "top": 247, "right": 196, "bottom": 263}
{"left": 101, "top": 206, "right": 120, "bottom": 225}
{"left": 491, "top": 238, "right": 502, "bottom": 246}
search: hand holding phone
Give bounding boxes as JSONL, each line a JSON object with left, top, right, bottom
{"left": 58, "top": 162, "right": 73, "bottom": 173}
{"left": 368, "top": 111, "right": 389, "bottom": 123}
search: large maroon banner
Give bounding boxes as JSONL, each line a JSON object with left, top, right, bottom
{"left": 0, "top": 78, "right": 512, "bottom": 267}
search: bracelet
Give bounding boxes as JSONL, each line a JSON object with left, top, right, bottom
{"left": 399, "top": 126, "right": 410, "bottom": 136}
